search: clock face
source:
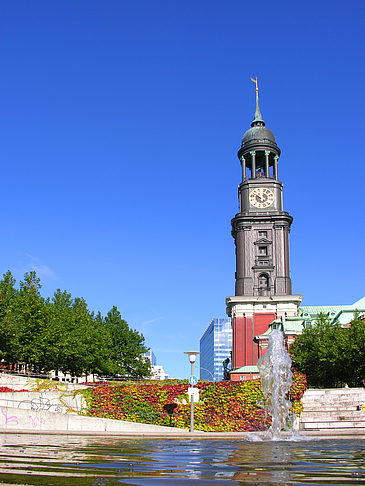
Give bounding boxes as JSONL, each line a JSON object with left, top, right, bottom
{"left": 249, "top": 187, "right": 274, "bottom": 208}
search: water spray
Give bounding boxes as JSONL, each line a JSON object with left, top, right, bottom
{"left": 257, "top": 329, "right": 293, "bottom": 439}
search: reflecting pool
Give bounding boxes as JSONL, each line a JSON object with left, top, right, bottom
{"left": 0, "top": 434, "right": 363, "bottom": 485}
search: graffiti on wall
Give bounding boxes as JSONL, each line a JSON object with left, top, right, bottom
{"left": 1, "top": 408, "right": 18, "bottom": 425}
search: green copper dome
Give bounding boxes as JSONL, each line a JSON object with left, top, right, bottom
{"left": 238, "top": 84, "right": 280, "bottom": 158}
{"left": 241, "top": 124, "right": 276, "bottom": 145}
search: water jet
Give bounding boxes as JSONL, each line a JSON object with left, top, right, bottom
{"left": 257, "top": 328, "right": 294, "bottom": 439}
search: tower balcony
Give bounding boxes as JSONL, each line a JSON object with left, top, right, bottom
{"left": 252, "top": 257, "right": 274, "bottom": 270}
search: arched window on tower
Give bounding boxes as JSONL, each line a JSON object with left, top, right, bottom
{"left": 258, "top": 273, "right": 270, "bottom": 296}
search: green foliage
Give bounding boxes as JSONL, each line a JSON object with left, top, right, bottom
{"left": 104, "top": 306, "right": 150, "bottom": 379}
{"left": 340, "top": 312, "right": 365, "bottom": 387}
{"left": 85, "top": 373, "right": 307, "bottom": 432}
{"left": 0, "top": 271, "right": 18, "bottom": 363}
{"left": 0, "top": 271, "right": 150, "bottom": 380}
{"left": 29, "top": 378, "right": 67, "bottom": 392}
{"left": 290, "top": 313, "right": 365, "bottom": 387}
{"left": 41, "top": 289, "right": 77, "bottom": 374}
{"left": 8, "top": 272, "right": 46, "bottom": 369}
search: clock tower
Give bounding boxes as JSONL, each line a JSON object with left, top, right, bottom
{"left": 226, "top": 80, "right": 303, "bottom": 380}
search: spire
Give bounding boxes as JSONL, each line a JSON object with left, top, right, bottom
{"left": 250, "top": 77, "right": 265, "bottom": 127}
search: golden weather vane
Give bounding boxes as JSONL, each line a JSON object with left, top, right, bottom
{"left": 250, "top": 76, "right": 259, "bottom": 93}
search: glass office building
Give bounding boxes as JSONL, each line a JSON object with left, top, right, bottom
{"left": 200, "top": 318, "right": 232, "bottom": 381}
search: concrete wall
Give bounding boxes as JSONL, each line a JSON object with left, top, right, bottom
{"left": 0, "top": 391, "right": 85, "bottom": 414}
{"left": 0, "top": 373, "right": 88, "bottom": 391}
{"left": 0, "top": 374, "right": 191, "bottom": 435}
{"left": 0, "top": 405, "right": 188, "bottom": 434}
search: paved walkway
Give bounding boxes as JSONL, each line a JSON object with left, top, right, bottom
{"left": 1, "top": 428, "right": 363, "bottom": 439}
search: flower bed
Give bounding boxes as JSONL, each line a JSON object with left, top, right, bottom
{"left": 84, "top": 372, "right": 307, "bottom": 432}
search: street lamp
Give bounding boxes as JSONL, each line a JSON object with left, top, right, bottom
{"left": 184, "top": 351, "right": 200, "bottom": 433}
{"left": 199, "top": 366, "right": 215, "bottom": 382}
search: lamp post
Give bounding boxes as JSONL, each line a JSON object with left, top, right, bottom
{"left": 199, "top": 366, "right": 215, "bottom": 382}
{"left": 184, "top": 351, "right": 200, "bottom": 433}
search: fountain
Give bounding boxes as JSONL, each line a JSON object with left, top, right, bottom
{"left": 257, "top": 328, "right": 294, "bottom": 439}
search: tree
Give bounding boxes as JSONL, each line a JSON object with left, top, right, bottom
{"left": 0, "top": 270, "right": 151, "bottom": 381}
{"left": 0, "top": 271, "right": 18, "bottom": 365}
{"left": 290, "top": 313, "right": 365, "bottom": 387}
{"left": 92, "top": 312, "right": 116, "bottom": 377}
{"left": 65, "top": 298, "right": 113, "bottom": 378}
{"left": 104, "top": 306, "right": 150, "bottom": 379}
{"left": 7, "top": 272, "right": 46, "bottom": 370}
{"left": 341, "top": 312, "right": 365, "bottom": 387}
{"left": 39, "top": 290, "right": 115, "bottom": 378}
{"left": 40, "top": 289, "right": 76, "bottom": 375}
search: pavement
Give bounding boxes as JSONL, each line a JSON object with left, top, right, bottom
{"left": 1, "top": 428, "right": 364, "bottom": 439}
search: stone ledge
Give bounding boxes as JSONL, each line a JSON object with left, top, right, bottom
{"left": 0, "top": 406, "right": 189, "bottom": 434}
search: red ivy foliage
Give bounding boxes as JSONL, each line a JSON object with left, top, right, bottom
{"left": 84, "top": 372, "right": 307, "bottom": 432}
{"left": 289, "top": 371, "right": 307, "bottom": 400}
{"left": 0, "top": 387, "right": 28, "bottom": 392}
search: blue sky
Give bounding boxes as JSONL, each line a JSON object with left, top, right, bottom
{"left": 0, "top": 1, "right": 364, "bottom": 379}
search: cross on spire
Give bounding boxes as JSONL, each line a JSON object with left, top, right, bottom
{"left": 250, "top": 76, "right": 264, "bottom": 125}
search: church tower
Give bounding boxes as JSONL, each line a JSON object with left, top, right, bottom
{"left": 226, "top": 80, "right": 303, "bottom": 381}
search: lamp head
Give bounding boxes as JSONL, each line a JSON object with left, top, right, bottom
{"left": 184, "top": 351, "right": 200, "bottom": 364}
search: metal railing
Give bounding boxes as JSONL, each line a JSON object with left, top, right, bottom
{"left": 0, "top": 370, "right": 51, "bottom": 379}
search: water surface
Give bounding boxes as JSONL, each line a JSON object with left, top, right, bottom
{"left": 0, "top": 434, "right": 363, "bottom": 485}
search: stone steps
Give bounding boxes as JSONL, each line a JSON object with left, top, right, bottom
{"left": 302, "top": 422, "right": 365, "bottom": 430}
{"left": 299, "top": 388, "right": 365, "bottom": 432}
{"left": 301, "top": 421, "right": 365, "bottom": 430}
{"left": 301, "top": 410, "right": 365, "bottom": 419}
{"left": 302, "top": 390, "right": 365, "bottom": 395}
{"left": 302, "top": 395, "right": 365, "bottom": 400}
{"left": 303, "top": 394, "right": 365, "bottom": 400}
{"left": 304, "top": 390, "right": 365, "bottom": 392}
{"left": 302, "top": 403, "right": 364, "bottom": 411}
{"left": 303, "top": 398, "right": 365, "bottom": 405}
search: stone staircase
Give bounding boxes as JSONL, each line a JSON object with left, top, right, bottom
{"left": 299, "top": 388, "right": 365, "bottom": 435}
